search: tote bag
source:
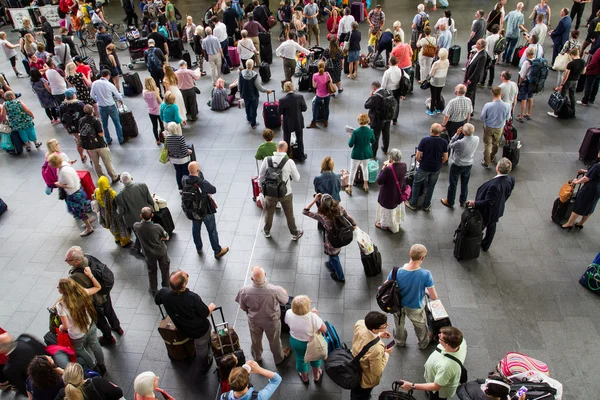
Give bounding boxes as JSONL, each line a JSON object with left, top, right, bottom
{"left": 304, "top": 314, "right": 328, "bottom": 362}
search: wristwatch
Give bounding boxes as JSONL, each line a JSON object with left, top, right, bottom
{"left": 411, "top": 383, "right": 416, "bottom": 390}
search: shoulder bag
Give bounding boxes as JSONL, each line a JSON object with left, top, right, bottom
{"left": 422, "top": 37, "right": 437, "bottom": 58}
{"left": 304, "top": 314, "right": 328, "bottom": 362}
{"left": 389, "top": 163, "right": 411, "bottom": 203}
{"left": 326, "top": 72, "right": 337, "bottom": 94}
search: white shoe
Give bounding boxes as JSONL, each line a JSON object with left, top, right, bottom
{"left": 547, "top": 111, "right": 558, "bottom": 118}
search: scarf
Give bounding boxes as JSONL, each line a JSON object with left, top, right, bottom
{"left": 94, "top": 176, "right": 116, "bottom": 207}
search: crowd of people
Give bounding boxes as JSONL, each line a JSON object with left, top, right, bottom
{"left": 1, "top": 0, "right": 599, "bottom": 399}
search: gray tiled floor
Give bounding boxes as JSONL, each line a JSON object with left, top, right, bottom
{"left": 1, "top": 0, "right": 600, "bottom": 399}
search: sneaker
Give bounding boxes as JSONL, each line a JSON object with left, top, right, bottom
{"left": 547, "top": 111, "right": 558, "bottom": 118}
{"left": 576, "top": 100, "right": 588, "bottom": 106}
{"left": 426, "top": 109, "right": 436, "bottom": 116}
{"left": 80, "top": 228, "right": 94, "bottom": 237}
{"left": 480, "top": 160, "right": 489, "bottom": 169}
{"left": 330, "top": 272, "right": 345, "bottom": 282}
{"left": 461, "top": 68, "right": 466, "bottom": 71}
{"left": 98, "top": 336, "right": 116, "bottom": 346}
{"left": 487, "top": 85, "right": 493, "bottom": 89}
{"left": 215, "top": 247, "right": 230, "bottom": 259}
{"left": 435, "top": 109, "right": 441, "bottom": 114}
{"left": 292, "top": 230, "right": 304, "bottom": 241}
{"left": 478, "top": 83, "right": 485, "bottom": 88}
{"left": 251, "top": 123, "right": 260, "bottom": 129}
{"left": 404, "top": 201, "right": 417, "bottom": 211}
{"left": 423, "top": 205, "right": 432, "bottom": 212}
{"left": 263, "top": 230, "right": 271, "bottom": 238}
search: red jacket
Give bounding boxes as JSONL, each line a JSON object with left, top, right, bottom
{"left": 586, "top": 49, "right": 600, "bottom": 76}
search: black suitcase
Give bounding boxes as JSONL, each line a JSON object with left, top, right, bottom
{"left": 576, "top": 73, "right": 586, "bottom": 93}
{"left": 7, "top": 131, "right": 24, "bottom": 155}
{"left": 343, "top": 55, "right": 350, "bottom": 74}
{"left": 378, "top": 381, "right": 417, "bottom": 400}
{"left": 123, "top": 72, "right": 143, "bottom": 94}
{"left": 119, "top": 107, "right": 139, "bottom": 138}
{"left": 152, "top": 207, "right": 175, "bottom": 235}
{"left": 449, "top": 45, "right": 461, "bottom": 66}
{"left": 551, "top": 173, "right": 584, "bottom": 225}
{"left": 298, "top": 71, "right": 311, "bottom": 91}
{"left": 259, "top": 32, "right": 272, "bottom": 64}
{"left": 361, "top": 245, "right": 382, "bottom": 277}
{"left": 123, "top": 82, "right": 136, "bottom": 96}
{"left": 0, "top": 198, "right": 6, "bottom": 216}
{"left": 158, "top": 305, "right": 196, "bottom": 361}
{"left": 167, "top": 38, "right": 184, "bottom": 59}
{"left": 425, "top": 298, "right": 452, "bottom": 340}
{"left": 280, "top": 296, "right": 293, "bottom": 332}
{"left": 259, "top": 61, "right": 271, "bottom": 82}
{"left": 512, "top": 46, "right": 523, "bottom": 67}
{"left": 453, "top": 208, "right": 483, "bottom": 261}
{"left": 182, "top": 50, "right": 192, "bottom": 67}
{"left": 502, "top": 140, "right": 520, "bottom": 168}
{"left": 578, "top": 128, "right": 600, "bottom": 163}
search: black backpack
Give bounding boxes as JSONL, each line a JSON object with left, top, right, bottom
{"left": 376, "top": 266, "right": 402, "bottom": 314}
{"left": 261, "top": 156, "right": 289, "bottom": 198}
{"left": 60, "top": 102, "right": 84, "bottom": 134}
{"left": 181, "top": 182, "right": 207, "bottom": 221}
{"left": 328, "top": 214, "right": 354, "bottom": 248}
{"left": 78, "top": 119, "right": 101, "bottom": 150}
{"left": 435, "top": 348, "right": 468, "bottom": 384}
{"left": 493, "top": 36, "right": 508, "bottom": 55}
{"left": 376, "top": 89, "right": 397, "bottom": 122}
{"left": 417, "top": 12, "right": 429, "bottom": 32}
{"left": 70, "top": 254, "right": 114, "bottom": 295}
{"left": 527, "top": 57, "right": 549, "bottom": 94}
{"left": 458, "top": 207, "right": 483, "bottom": 237}
{"left": 324, "top": 337, "right": 380, "bottom": 390}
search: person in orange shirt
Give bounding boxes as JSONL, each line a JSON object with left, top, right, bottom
{"left": 391, "top": 34, "right": 413, "bottom": 69}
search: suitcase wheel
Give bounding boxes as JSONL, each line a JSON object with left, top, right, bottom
{"left": 128, "top": 63, "right": 134, "bottom": 70}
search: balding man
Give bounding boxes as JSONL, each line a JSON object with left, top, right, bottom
{"left": 441, "top": 84, "right": 473, "bottom": 137}
{"left": 155, "top": 270, "right": 216, "bottom": 372}
{"left": 405, "top": 123, "right": 449, "bottom": 212}
{"left": 66, "top": 246, "right": 123, "bottom": 346}
{"left": 258, "top": 141, "right": 303, "bottom": 240}
{"left": 235, "top": 266, "right": 291, "bottom": 364}
{"left": 502, "top": 2, "right": 526, "bottom": 64}
{"left": 133, "top": 207, "right": 170, "bottom": 296}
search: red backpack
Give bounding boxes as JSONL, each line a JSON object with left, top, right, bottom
{"left": 41, "top": 160, "right": 58, "bottom": 188}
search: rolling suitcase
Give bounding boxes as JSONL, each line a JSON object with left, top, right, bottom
{"left": 424, "top": 297, "right": 452, "bottom": 340}
{"left": 298, "top": 70, "right": 311, "bottom": 91}
{"left": 280, "top": 296, "right": 293, "bottom": 332}
{"left": 8, "top": 131, "right": 24, "bottom": 155}
{"left": 578, "top": 128, "right": 600, "bottom": 163}
{"left": 167, "top": 37, "right": 184, "bottom": 59}
{"left": 259, "top": 32, "right": 273, "bottom": 64}
{"left": 118, "top": 105, "right": 139, "bottom": 138}
{"left": 551, "top": 172, "right": 584, "bottom": 225}
{"left": 152, "top": 207, "right": 175, "bottom": 235}
{"left": 351, "top": 1, "right": 364, "bottom": 23}
{"left": 323, "top": 321, "right": 342, "bottom": 353}
{"left": 502, "top": 140, "right": 520, "bottom": 168}
{"left": 76, "top": 170, "right": 96, "bottom": 200}
{"left": 210, "top": 307, "right": 241, "bottom": 357}
{"left": 361, "top": 245, "right": 382, "bottom": 277}
{"left": 449, "top": 45, "right": 461, "bottom": 66}
{"left": 123, "top": 72, "right": 143, "bottom": 94}
{"left": 251, "top": 177, "right": 261, "bottom": 201}
{"left": 228, "top": 46, "right": 241, "bottom": 67}
{"left": 453, "top": 207, "right": 484, "bottom": 261}
{"left": 158, "top": 305, "right": 196, "bottom": 361}
{"left": 263, "top": 92, "right": 281, "bottom": 129}
{"left": 343, "top": 54, "right": 350, "bottom": 74}
{"left": 182, "top": 50, "right": 192, "bottom": 68}
{"left": 259, "top": 61, "right": 271, "bottom": 82}
{"left": 378, "top": 381, "right": 417, "bottom": 400}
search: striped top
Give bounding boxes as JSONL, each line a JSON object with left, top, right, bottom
{"left": 165, "top": 135, "right": 190, "bottom": 164}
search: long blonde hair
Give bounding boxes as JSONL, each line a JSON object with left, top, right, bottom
{"left": 163, "top": 65, "right": 178, "bottom": 86}
{"left": 46, "top": 138, "right": 60, "bottom": 154}
{"left": 65, "top": 62, "right": 77, "bottom": 77}
{"left": 58, "top": 278, "right": 97, "bottom": 333}
{"left": 144, "top": 76, "right": 158, "bottom": 92}
{"left": 63, "top": 363, "right": 85, "bottom": 400}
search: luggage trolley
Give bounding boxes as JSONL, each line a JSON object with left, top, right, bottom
{"left": 125, "top": 27, "right": 148, "bottom": 69}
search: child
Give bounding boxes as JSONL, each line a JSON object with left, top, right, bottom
{"left": 367, "top": 27, "right": 377, "bottom": 57}
{"left": 35, "top": 43, "right": 50, "bottom": 64}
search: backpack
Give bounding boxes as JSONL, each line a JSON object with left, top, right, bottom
{"left": 71, "top": 254, "right": 114, "bottom": 295}
{"left": 61, "top": 103, "right": 84, "bottom": 134}
{"left": 376, "top": 89, "right": 398, "bottom": 122}
{"left": 376, "top": 266, "right": 402, "bottom": 314}
{"left": 78, "top": 119, "right": 101, "bottom": 150}
{"left": 324, "top": 337, "right": 380, "bottom": 390}
{"left": 261, "top": 156, "right": 289, "bottom": 198}
{"left": 146, "top": 48, "right": 162, "bottom": 72}
{"left": 41, "top": 160, "right": 58, "bottom": 188}
{"left": 181, "top": 182, "right": 207, "bottom": 221}
{"left": 435, "top": 348, "right": 468, "bottom": 384}
{"left": 221, "top": 391, "right": 258, "bottom": 400}
{"left": 493, "top": 36, "right": 508, "bottom": 55}
{"left": 417, "top": 12, "right": 429, "bottom": 32}
{"left": 328, "top": 214, "right": 354, "bottom": 248}
{"left": 527, "top": 57, "right": 549, "bottom": 94}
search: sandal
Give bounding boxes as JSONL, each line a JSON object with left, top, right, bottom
{"left": 314, "top": 369, "right": 323, "bottom": 384}
{"left": 26, "top": 146, "right": 31, "bottom": 152}
{"left": 524, "top": 114, "right": 531, "bottom": 120}
{"left": 299, "top": 373, "right": 309, "bottom": 384}
{"left": 375, "top": 222, "right": 389, "bottom": 231}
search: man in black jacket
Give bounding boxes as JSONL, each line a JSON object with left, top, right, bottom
{"left": 466, "top": 157, "right": 515, "bottom": 251}
{"left": 464, "top": 38, "right": 488, "bottom": 114}
{"left": 279, "top": 81, "right": 307, "bottom": 161}
{"left": 364, "top": 80, "right": 392, "bottom": 158}
{"left": 155, "top": 270, "right": 216, "bottom": 372}
{"left": 223, "top": 1, "right": 239, "bottom": 43}
{"left": 252, "top": 0, "right": 271, "bottom": 31}
{"left": 0, "top": 333, "right": 48, "bottom": 394}
{"left": 181, "top": 162, "right": 230, "bottom": 259}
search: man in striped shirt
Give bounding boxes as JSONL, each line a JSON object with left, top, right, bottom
{"left": 441, "top": 84, "right": 473, "bottom": 137}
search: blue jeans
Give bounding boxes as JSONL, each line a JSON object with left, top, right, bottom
{"left": 173, "top": 162, "right": 189, "bottom": 190}
{"left": 409, "top": 168, "right": 441, "bottom": 209}
{"left": 192, "top": 213, "right": 222, "bottom": 255}
{"left": 245, "top": 98, "right": 258, "bottom": 126}
{"left": 502, "top": 36, "right": 519, "bottom": 63}
{"left": 98, "top": 105, "right": 123, "bottom": 144}
{"left": 446, "top": 164, "right": 472, "bottom": 206}
{"left": 312, "top": 95, "right": 330, "bottom": 122}
{"left": 326, "top": 254, "right": 344, "bottom": 280}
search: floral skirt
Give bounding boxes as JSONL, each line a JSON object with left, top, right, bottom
{"left": 66, "top": 189, "right": 92, "bottom": 220}
{"left": 376, "top": 203, "right": 405, "bottom": 233}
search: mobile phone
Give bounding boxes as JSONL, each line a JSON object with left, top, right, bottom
{"left": 386, "top": 340, "right": 396, "bottom": 349}
{"left": 517, "top": 386, "right": 528, "bottom": 396}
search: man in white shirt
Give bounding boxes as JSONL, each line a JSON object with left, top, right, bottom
{"left": 275, "top": 32, "right": 310, "bottom": 86}
{"left": 517, "top": 47, "right": 535, "bottom": 122}
{"left": 46, "top": 58, "right": 67, "bottom": 104}
{"left": 337, "top": 7, "right": 355, "bottom": 42}
{"left": 518, "top": 34, "right": 544, "bottom": 67}
{"left": 528, "top": 14, "right": 548, "bottom": 45}
{"left": 499, "top": 71, "right": 518, "bottom": 114}
{"left": 381, "top": 55, "right": 402, "bottom": 125}
{"left": 53, "top": 35, "right": 72, "bottom": 69}
{"left": 212, "top": 16, "right": 231, "bottom": 67}
{"left": 479, "top": 25, "right": 500, "bottom": 89}
{"left": 258, "top": 141, "right": 303, "bottom": 241}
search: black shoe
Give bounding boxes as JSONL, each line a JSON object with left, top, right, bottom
{"left": 94, "top": 364, "right": 107, "bottom": 376}
{"left": 330, "top": 272, "right": 345, "bottom": 282}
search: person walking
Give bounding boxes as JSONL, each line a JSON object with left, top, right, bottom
{"left": 93, "top": 177, "right": 131, "bottom": 247}
{"left": 181, "top": 161, "right": 230, "bottom": 259}
{"left": 0, "top": 32, "right": 24, "bottom": 77}
{"left": 78, "top": 104, "right": 120, "bottom": 182}
{"left": 115, "top": 173, "right": 154, "bottom": 253}
{"left": 376, "top": 149, "right": 407, "bottom": 233}
{"left": 548, "top": 48, "right": 585, "bottom": 118}
{"left": 466, "top": 158, "right": 515, "bottom": 251}
{"left": 258, "top": 141, "right": 304, "bottom": 241}
{"left": 364, "top": 80, "right": 392, "bottom": 159}
{"left": 275, "top": 32, "right": 310, "bottom": 86}
{"left": 202, "top": 27, "right": 224, "bottom": 86}
{"left": 239, "top": 59, "right": 272, "bottom": 129}
{"left": 144, "top": 39, "right": 167, "bottom": 94}
{"left": 307, "top": 61, "right": 332, "bottom": 129}
{"left": 427, "top": 48, "right": 449, "bottom": 115}
{"left": 441, "top": 123, "right": 479, "bottom": 208}
{"left": 279, "top": 81, "right": 307, "bottom": 161}
{"left": 90, "top": 70, "right": 125, "bottom": 145}
{"left": 142, "top": 77, "right": 165, "bottom": 145}
{"left": 164, "top": 122, "right": 192, "bottom": 192}
{"left": 480, "top": 87, "right": 510, "bottom": 169}
{"left": 133, "top": 206, "right": 171, "bottom": 296}
{"left": 346, "top": 113, "right": 375, "bottom": 195}
{"left": 235, "top": 266, "right": 291, "bottom": 364}
{"left": 561, "top": 155, "right": 600, "bottom": 230}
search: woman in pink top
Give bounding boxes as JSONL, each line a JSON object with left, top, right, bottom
{"left": 308, "top": 61, "right": 332, "bottom": 129}
{"left": 391, "top": 36, "right": 413, "bottom": 69}
{"left": 142, "top": 77, "right": 165, "bottom": 145}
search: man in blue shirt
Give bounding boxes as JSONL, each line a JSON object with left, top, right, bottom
{"left": 89, "top": 69, "right": 124, "bottom": 145}
{"left": 502, "top": 2, "right": 526, "bottom": 63}
{"left": 480, "top": 87, "right": 510, "bottom": 169}
{"left": 437, "top": 23, "right": 452, "bottom": 50}
{"left": 405, "top": 123, "right": 449, "bottom": 211}
{"left": 387, "top": 244, "right": 438, "bottom": 349}
{"left": 223, "top": 360, "right": 282, "bottom": 399}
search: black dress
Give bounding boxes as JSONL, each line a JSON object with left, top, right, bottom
{"left": 323, "top": 49, "right": 342, "bottom": 83}
{"left": 67, "top": 73, "right": 96, "bottom": 105}
{"left": 574, "top": 163, "right": 600, "bottom": 216}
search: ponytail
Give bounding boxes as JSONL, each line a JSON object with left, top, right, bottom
{"left": 317, "top": 60, "right": 326, "bottom": 75}
{"left": 64, "top": 383, "right": 85, "bottom": 400}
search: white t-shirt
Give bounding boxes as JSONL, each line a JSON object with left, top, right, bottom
{"left": 486, "top": 33, "right": 500, "bottom": 59}
{"left": 285, "top": 310, "right": 323, "bottom": 342}
{"left": 46, "top": 69, "right": 67, "bottom": 95}
{"left": 499, "top": 81, "right": 518, "bottom": 105}
{"left": 56, "top": 301, "right": 91, "bottom": 339}
{"left": 58, "top": 162, "right": 81, "bottom": 195}
{"left": 0, "top": 39, "right": 17, "bottom": 59}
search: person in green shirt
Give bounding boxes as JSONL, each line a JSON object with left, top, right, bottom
{"left": 165, "top": 0, "right": 179, "bottom": 38}
{"left": 255, "top": 129, "right": 277, "bottom": 161}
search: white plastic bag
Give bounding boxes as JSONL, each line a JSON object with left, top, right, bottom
{"left": 354, "top": 227, "right": 374, "bottom": 255}
{"left": 508, "top": 371, "right": 563, "bottom": 400}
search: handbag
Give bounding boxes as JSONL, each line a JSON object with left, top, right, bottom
{"left": 389, "top": 163, "right": 412, "bottom": 203}
{"left": 354, "top": 227, "right": 374, "bottom": 255}
{"left": 0, "top": 132, "right": 14, "bottom": 151}
{"left": 304, "top": 314, "right": 328, "bottom": 362}
{"left": 0, "top": 122, "right": 12, "bottom": 133}
{"left": 420, "top": 79, "right": 431, "bottom": 90}
{"left": 58, "top": 187, "right": 67, "bottom": 200}
{"left": 327, "top": 73, "right": 337, "bottom": 94}
{"left": 552, "top": 53, "right": 570, "bottom": 72}
{"left": 421, "top": 37, "right": 437, "bottom": 58}
{"left": 57, "top": 330, "right": 75, "bottom": 353}
{"left": 159, "top": 146, "right": 169, "bottom": 164}
{"left": 558, "top": 180, "right": 574, "bottom": 203}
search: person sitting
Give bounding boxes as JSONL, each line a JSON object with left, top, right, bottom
{"left": 210, "top": 78, "right": 230, "bottom": 111}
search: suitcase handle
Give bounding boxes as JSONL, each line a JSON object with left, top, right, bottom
{"left": 266, "top": 92, "right": 276, "bottom": 102}
{"left": 209, "top": 306, "right": 227, "bottom": 332}
{"left": 158, "top": 304, "right": 166, "bottom": 319}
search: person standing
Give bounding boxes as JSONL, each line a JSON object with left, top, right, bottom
{"left": 243, "top": 13, "right": 266, "bottom": 64}
{"left": 467, "top": 10, "right": 486, "bottom": 52}
{"left": 528, "top": 14, "right": 548, "bottom": 46}
{"left": 367, "top": 5, "right": 386, "bottom": 41}
{"left": 145, "top": 39, "right": 167, "bottom": 95}
{"left": 502, "top": 2, "right": 526, "bottom": 64}
{"left": 427, "top": 49, "right": 450, "bottom": 115}
{"left": 307, "top": 61, "right": 332, "bottom": 129}
{"left": 578, "top": 45, "right": 600, "bottom": 106}
{"left": 499, "top": 71, "right": 519, "bottom": 114}
{"left": 275, "top": 32, "right": 310, "bottom": 86}
{"left": 347, "top": 22, "right": 362, "bottom": 79}
{"left": 416, "top": 26, "right": 436, "bottom": 83}
{"left": 0, "top": 32, "right": 24, "bottom": 77}
{"left": 142, "top": 77, "right": 165, "bottom": 145}
{"left": 479, "top": 25, "right": 501, "bottom": 89}
{"left": 381, "top": 56, "right": 402, "bottom": 125}
{"left": 399, "top": 327, "right": 467, "bottom": 400}
{"left": 550, "top": 8, "right": 572, "bottom": 63}
{"left": 346, "top": 114, "right": 375, "bottom": 195}
{"left": 405, "top": 124, "right": 449, "bottom": 212}
{"left": 561, "top": 154, "right": 600, "bottom": 230}
{"left": 164, "top": 122, "right": 191, "bottom": 192}
{"left": 123, "top": 0, "right": 139, "bottom": 28}
{"left": 571, "top": 0, "right": 589, "bottom": 30}
{"left": 375, "top": 149, "right": 407, "bottom": 233}
{"left": 155, "top": 270, "right": 215, "bottom": 372}
{"left": 436, "top": 24, "right": 452, "bottom": 51}
{"left": 238, "top": 29, "right": 258, "bottom": 70}
{"left": 181, "top": 161, "right": 230, "bottom": 259}
{"left": 364, "top": 80, "right": 392, "bottom": 159}
{"left": 212, "top": 16, "right": 231, "bottom": 67}
{"left": 517, "top": 47, "right": 536, "bottom": 122}
{"left": 314, "top": 156, "right": 341, "bottom": 201}
{"left": 480, "top": 87, "right": 510, "bottom": 169}
{"left": 324, "top": 37, "right": 344, "bottom": 93}
{"left": 441, "top": 123, "right": 479, "bottom": 208}
{"left": 350, "top": 312, "right": 393, "bottom": 400}
{"left": 93, "top": 176, "right": 132, "bottom": 247}
{"left": 133, "top": 207, "right": 171, "bottom": 296}
{"left": 303, "top": 0, "right": 320, "bottom": 47}
{"left": 337, "top": 7, "right": 355, "bottom": 42}
{"left": 239, "top": 59, "right": 272, "bottom": 129}
{"left": 467, "top": 158, "right": 515, "bottom": 251}
{"left": 175, "top": 60, "right": 201, "bottom": 122}
{"left": 279, "top": 81, "right": 307, "bottom": 161}
{"left": 235, "top": 266, "right": 291, "bottom": 364}
{"left": 79, "top": 104, "right": 120, "bottom": 183}
{"left": 90, "top": 70, "right": 125, "bottom": 145}
{"left": 164, "top": 0, "right": 178, "bottom": 37}
{"left": 148, "top": 22, "right": 169, "bottom": 59}
{"left": 54, "top": 35, "right": 73, "bottom": 69}
{"left": 258, "top": 141, "right": 304, "bottom": 241}
{"left": 115, "top": 173, "right": 155, "bottom": 252}
{"left": 464, "top": 39, "right": 488, "bottom": 114}
{"left": 549, "top": 48, "right": 585, "bottom": 118}
{"left": 387, "top": 244, "right": 438, "bottom": 349}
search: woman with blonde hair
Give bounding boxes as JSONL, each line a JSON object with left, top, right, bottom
{"left": 308, "top": 60, "right": 332, "bottom": 129}
{"left": 58, "top": 363, "right": 123, "bottom": 400}
{"left": 159, "top": 91, "right": 183, "bottom": 127}
{"left": 134, "top": 371, "right": 174, "bottom": 400}
{"left": 284, "top": 295, "right": 327, "bottom": 383}
{"left": 20, "top": 33, "right": 37, "bottom": 60}
{"left": 143, "top": 77, "right": 164, "bottom": 145}
{"left": 93, "top": 176, "right": 131, "bottom": 247}
{"left": 56, "top": 277, "right": 105, "bottom": 374}
{"left": 162, "top": 65, "right": 187, "bottom": 124}
{"left": 427, "top": 47, "right": 449, "bottom": 115}
{"left": 65, "top": 62, "right": 97, "bottom": 114}
{"left": 105, "top": 43, "right": 122, "bottom": 90}
{"left": 313, "top": 156, "right": 341, "bottom": 201}
{"left": 46, "top": 138, "right": 75, "bottom": 165}
{"left": 346, "top": 113, "right": 375, "bottom": 195}
{"left": 292, "top": 7, "right": 307, "bottom": 48}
